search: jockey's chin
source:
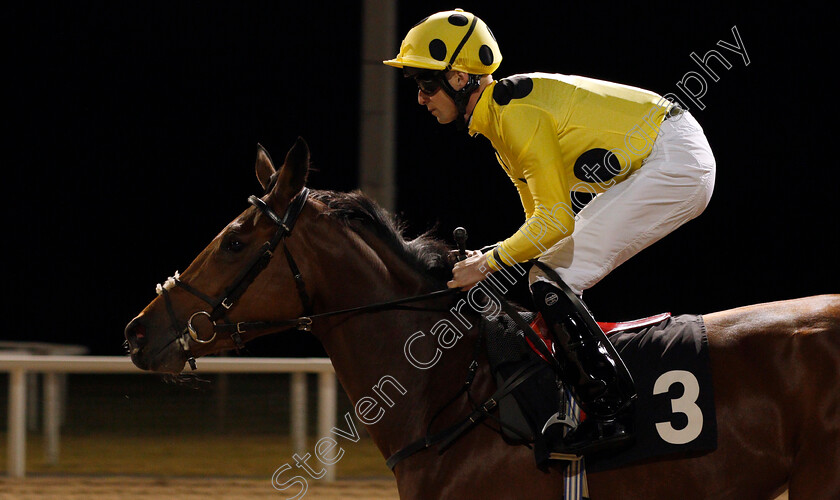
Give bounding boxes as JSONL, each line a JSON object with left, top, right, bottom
{"left": 427, "top": 106, "right": 457, "bottom": 124}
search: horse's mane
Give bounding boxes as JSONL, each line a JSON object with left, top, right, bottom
{"left": 309, "top": 189, "right": 454, "bottom": 284}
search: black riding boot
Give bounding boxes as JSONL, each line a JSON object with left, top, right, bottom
{"left": 531, "top": 280, "right": 637, "bottom": 457}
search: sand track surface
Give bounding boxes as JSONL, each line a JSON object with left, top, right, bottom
{"left": 0, "top": 476, "right": 400, "bottom": 500}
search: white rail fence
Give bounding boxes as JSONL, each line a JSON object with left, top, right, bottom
{"left": 0, "top": 354, "right": 336, "bottom": 478}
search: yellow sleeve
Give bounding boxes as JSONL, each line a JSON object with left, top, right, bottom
{"left": 486, "top": 105, "right": 576, "bottom": 271}
{"left": 495, "top": 152, "right": 535, "bottom": 219}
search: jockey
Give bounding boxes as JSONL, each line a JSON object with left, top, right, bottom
{"left": 384, "top": 9, "right": 716, "bottom": 457}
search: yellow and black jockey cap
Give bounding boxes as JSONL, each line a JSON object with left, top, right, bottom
{"left": 383, "top": 9, "right": 502, "bottom": 75}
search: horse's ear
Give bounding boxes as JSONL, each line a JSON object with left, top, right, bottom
{"left": 255, "top": 143, "right": 276, "bottom": 191}
{"left": 271, "top": 136, "right": 310, "bottom": 200}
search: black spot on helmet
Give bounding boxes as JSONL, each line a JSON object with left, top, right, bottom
{"left": 429, "top": 39, "right": 447, "bottom": 61}
{"left": 448, "top": 13, "right": 469, "bottom": 26}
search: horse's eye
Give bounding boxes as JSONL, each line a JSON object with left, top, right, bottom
{"left": 225, "top": 236, "right": 244, "bottom": 253}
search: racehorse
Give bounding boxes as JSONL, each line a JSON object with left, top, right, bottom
{"left": 125, "top": 138, "right": 839, "bottom": 499}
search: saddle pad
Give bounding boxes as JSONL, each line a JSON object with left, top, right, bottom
{"left": 599, "top": 312, "right": 672, "bottom": 335}
{"left": 527, "top": 312, "right": 674, "bottom": 362}
{"left": 586, "top": 314, "right": 718, "bottom": 472}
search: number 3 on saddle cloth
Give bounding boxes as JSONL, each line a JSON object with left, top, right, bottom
{"left": 482, "top": 309, "right": 718, "bottom": 472}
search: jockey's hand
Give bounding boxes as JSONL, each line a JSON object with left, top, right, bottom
{"left": 447, "top": 250, "right": 489, "bottom": 290}
{"left": 448, "top": 248, "right": 482, "bottom": 261}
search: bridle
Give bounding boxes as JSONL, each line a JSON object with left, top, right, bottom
{"left": 156, "top": 187, "right": 312, "bottom": 369}
{"left": 156, "top": 187, "right": 458, "bottom": 370}
{"left": 153, "top": 188, "right": 548, "bottom": 470}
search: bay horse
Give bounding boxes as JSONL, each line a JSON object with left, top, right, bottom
{"left": 125, "top": 138, "right": 839, "bottom": 499}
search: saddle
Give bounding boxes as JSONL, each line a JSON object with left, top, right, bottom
{"left": 525, "top": 311, "right": 673, "bottom": 363}
{"left": 483, "top": 309, "right": 716, "bottom": 472}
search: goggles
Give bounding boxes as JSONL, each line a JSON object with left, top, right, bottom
{"left": 405, "top": 68, "right": 446, "bottom": 96}
{"left": 415, "top": 75, "right": 443, "bottom": 95}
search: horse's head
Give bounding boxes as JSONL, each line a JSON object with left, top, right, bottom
{"left": 125, "top": 138, "right": 314, "bottom": 373}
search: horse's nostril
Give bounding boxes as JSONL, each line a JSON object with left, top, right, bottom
{"left": 125, "top": 319, "right": 148, "bottom": 350}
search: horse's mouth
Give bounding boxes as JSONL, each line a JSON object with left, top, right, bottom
{"left": 129, "top": 341, "right": 187, "bottom": 374}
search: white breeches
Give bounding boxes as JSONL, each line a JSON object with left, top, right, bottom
{"left": 531, "top": 112, "right": 716, "bottom": 295}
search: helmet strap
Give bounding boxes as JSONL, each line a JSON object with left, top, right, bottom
{"left": 439, "top": 73, "right": 482, "bottom": 131}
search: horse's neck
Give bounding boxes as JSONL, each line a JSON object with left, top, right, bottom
{"left": 310, "top": 223, "right": 437, "bottom": 324}
{"left": 311, "top": 226, "right": 481, "bottom": 459}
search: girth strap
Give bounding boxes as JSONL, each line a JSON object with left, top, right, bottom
{"left": 385, "top": 359, "right": 545, "bottom": 470}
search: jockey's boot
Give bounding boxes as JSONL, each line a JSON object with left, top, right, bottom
{"left": 531, "top": 280, "right": 637, "bottom": 457}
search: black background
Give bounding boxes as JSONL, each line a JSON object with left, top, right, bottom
{"left": 5, "top": 2, "right": 837, "bottom": 356}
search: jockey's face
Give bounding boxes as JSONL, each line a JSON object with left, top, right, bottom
{"left": 416, "top": 71, "right": 467, "bottom": 125}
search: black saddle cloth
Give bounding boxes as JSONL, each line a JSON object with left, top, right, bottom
{"left": 589, "top": 314, "right": 717, "bottom": 472}
{"left": 481, "top": 312, "right": 717, "bottom": 472}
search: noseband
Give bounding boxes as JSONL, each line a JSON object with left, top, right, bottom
{"left": 157, "top": 188, "right": 313, "bottom": 369}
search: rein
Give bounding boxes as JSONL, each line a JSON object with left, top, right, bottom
{"left": 212, "top": 287, "right": 461, "bottom": 336}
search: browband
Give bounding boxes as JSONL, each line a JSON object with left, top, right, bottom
{"left": 248, "top": 187, "right": 310, "bottom": 234}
